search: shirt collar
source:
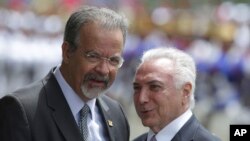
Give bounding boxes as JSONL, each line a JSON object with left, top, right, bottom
{"left": 53, "top": 65, "right": 96, "bottom": 122}
{"left": 147, "top": 109, "right": 192, "bottom": 141}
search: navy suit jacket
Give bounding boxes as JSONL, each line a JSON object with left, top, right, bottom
{"left": 132, "top": 115, "right": 221, "bottom": 141}
{"left": 0, "top": 69, "right": 130, "bottom": 141}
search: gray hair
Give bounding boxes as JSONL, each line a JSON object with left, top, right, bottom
{"left": 140, "top": 47, "right": 197, "bottom": 109}
{"left": 63, "top": 6, "right": 129, "bottom": 51}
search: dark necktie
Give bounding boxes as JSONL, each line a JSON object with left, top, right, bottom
{"left": 150, "top": 135, "right": 157, "bottom": 141}
{"left": 79, "top": 105, "right": 90, "bottom": 141}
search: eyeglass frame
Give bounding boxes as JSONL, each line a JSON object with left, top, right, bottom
{"left": 82, "top": 50, "right": 124, "bottom": 68}
{"left": 67, "top": 41, "right": 124, "bottom": 68}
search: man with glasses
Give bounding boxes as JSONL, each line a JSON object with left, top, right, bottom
{"left": 0, "top": 6, "right": 129, "bottom": 141}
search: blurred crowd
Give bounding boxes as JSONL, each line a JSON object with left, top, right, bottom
{"left": 0, "top": 0, "right": 250, "bottom": 140}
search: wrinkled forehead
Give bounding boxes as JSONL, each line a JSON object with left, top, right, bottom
{"left": 135, "top": 58, "right": 174, "bottom": 82}
{"left": 137, "top": 58, "right": 174, "bottom": 74}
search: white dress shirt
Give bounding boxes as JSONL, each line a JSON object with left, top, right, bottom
{"left": 53, "top": 65, "right": 108, "bottom": 141}
{"left": 147, "top": 109, "right": 193, "bottom": 141}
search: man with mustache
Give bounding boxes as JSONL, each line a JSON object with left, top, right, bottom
{"left": 132, "top": 47, "right": 221, "bottom": 141}
{"left": 0, "top": 6, "right": 129, "bottom": 141}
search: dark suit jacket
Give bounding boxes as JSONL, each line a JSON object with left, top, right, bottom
{"left": 0, "top": 69, "right": 130, "bottom": 141}
{"left": 132, "top": 115, "right": 221, "bottom": 141}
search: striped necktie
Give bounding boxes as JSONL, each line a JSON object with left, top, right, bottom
{"left": 79, "top": 105, "right": 90, "bottom": 141}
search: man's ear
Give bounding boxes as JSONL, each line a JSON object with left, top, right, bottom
{"left": 62, "top": 42, "right": 72, "bottom": 64}
{"left": 181, "top": 82, "right": 192, "bottom": 105}
{"left": 183, "top": 82, "right": 192, "bottom": 97}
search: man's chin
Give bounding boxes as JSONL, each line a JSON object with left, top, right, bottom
{"left": 84, "top": 93, "right": 99, "bottom": 99}
{"left": 81, "top": 87, "right": 107, "bottom": 99}
{"left": 141, "top": 118, "right": 156, "bottom": 127}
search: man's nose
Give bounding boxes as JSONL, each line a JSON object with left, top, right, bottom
{"left": 137, "top": 88, "right": 150, "bottom": 104}
{"left": 94, "top": 60, "right": 111, "bottom": 75}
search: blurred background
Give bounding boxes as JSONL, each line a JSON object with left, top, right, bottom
{"left": 0, "top": 0, "right": 250, "bottom": 140}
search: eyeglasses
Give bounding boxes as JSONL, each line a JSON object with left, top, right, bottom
{"left": 83, "top": 51, "right": 124, "bottom": 68}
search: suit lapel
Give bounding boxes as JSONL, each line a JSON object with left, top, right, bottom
{"left": 171, "top": 115, "right": 198, "bottom": 141}
{"left": 97, "top": 97, "right": 116, "bottom": 141}
{"left": 44, "top": 72, "right": 82, "bottom": 141}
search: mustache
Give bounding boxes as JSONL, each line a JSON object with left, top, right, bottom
{"left": 84, "top": 73, "right": 109, "bottom": 86}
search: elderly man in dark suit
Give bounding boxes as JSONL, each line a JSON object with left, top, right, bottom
{"left": 0, "top": 6, "right": 129, "bottom": 141}
{"left": 132, "top": 47, "right": 221, "bottom": 141}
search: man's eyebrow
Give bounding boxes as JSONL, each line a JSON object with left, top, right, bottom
{"left": 147, "top": 80, "right": 164, "bottom": 85}
{"left": 133, "top": 80, "right": 164, "bottom": 86}
{"left": 133, "top": 82, "right": 139, "bottom": 86}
